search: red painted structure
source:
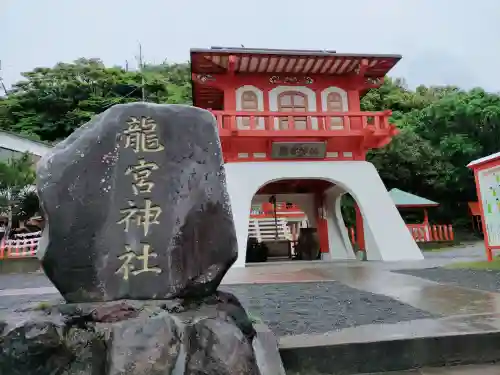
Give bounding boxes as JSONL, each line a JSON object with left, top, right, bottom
{"left": 250, "top": 199, "right": 454, "bottom": 245}
{"left": 190, "top": 47, "right": 402, "bottom": 255}
{"left": 468, "top": 153, "right": 500, "bottom": 261}
{"left": 468, "top": 202, "right": 483, "bottom": 234}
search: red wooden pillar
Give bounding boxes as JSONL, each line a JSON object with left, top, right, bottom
{"left": 354, "top": 203, "right": 366, "bottom": 251}
{"left": 315, "top": 194, "right": 329, "bottom": 254}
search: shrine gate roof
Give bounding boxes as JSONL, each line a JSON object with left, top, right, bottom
{"left": 467, "top": 151, "right": 500, "bottom": 169}
{"left": 190, "top": 47, "right": 402, "bottom": 77}
{"left": 389, "top": 188, "right": 439, "bottom": 207}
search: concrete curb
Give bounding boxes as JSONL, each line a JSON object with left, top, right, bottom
{"left": 279, "top": 330, "right": 500, "bottom": 374}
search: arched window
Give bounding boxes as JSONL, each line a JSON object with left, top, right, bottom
{"left": 241, "top": 91, "right": 258, "bottom": 128}
{"left": 326, "top": 92, "right": 344, "bottom": 129}
{"left": 242, "top": 91, "right": 258, "bottom": 111}
{"left": 278, "top": 91, "right": 308, "bottom": 130}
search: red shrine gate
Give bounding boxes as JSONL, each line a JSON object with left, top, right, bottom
{"left": 190, "top": 47, "right": 423, "bottom": 267}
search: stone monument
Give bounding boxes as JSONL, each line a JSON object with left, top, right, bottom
{"left": 0, "top": 103, "right": 286, "bottom": 375}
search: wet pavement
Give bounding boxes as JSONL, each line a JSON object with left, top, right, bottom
{"left": 396, "top": 268, "right": 500, "bottom": 294}
{"left": 356, "top": 363, "right": 500, "bottom": 374}
{"left": 279, "top": 312, "right": 500, "bottom": 348}
{"left": 290, "top": 364, "right": 500, "bottom": 374}
{"left": 1, "top": 242, "right": 499, "bottom": 336}
{"left": 2, "top": 242, "right": 500, "bottom": 372}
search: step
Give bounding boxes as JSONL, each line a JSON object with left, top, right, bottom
{"left": 279, "top": 314, "right": 500, "bottom": 374}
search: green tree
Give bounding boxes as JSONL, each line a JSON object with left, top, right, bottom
{"left": 0, "top": 154, "right": 38, "bottom": 240}
{"left": 0, "top": 59, "right": 191, "bottom": 142}
{"left": 2, "top": 57, "right": 500, "bottom": 230}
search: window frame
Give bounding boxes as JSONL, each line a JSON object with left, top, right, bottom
{"left": 277, "top": 91, "right": 309, "bottom": 130}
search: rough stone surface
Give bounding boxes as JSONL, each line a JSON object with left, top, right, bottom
{"left": 36, "top": 103, "right": 237, "bottom": 303}
{"left": 0, "top": 291, "right": 282, "bottom": 375}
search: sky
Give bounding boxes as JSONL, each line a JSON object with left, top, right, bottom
{"left": 3, "top": 0, "right": 500, "bottom": 92}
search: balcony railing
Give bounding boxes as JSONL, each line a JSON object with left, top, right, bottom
{"left": 250, "top": 202, "right": 304, "bottom": 218}
{"left": 212, "top": 110, "right": 392, "bottom": 135}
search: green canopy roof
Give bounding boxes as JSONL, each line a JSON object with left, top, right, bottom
{"left": 388, "top": 188, "right": 439, "bottom": 207}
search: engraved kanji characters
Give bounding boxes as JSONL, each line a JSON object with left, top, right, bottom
{"left": 117, "top": 199, "right": 162, "bottom": 236}
{"left": 115, "top": 244, "right": 162, "bottom": 280}
{"left": 122, "top": 116, "right": 165, "bottom": 153}
{"left": 125, "top": 159, "right": 159, "bottom": 195}
{"left": 116, "top": 116, "right": 164, "bottom": 280}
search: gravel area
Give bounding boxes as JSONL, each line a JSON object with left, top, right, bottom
{"left": 220, "top": 281, "right": 437, "bottom": 336}
{"left": 395, "top": 268, "right": 500, "bottom": 293}
{"left": 0, "top": 276, "right": 437, "bottom": 336}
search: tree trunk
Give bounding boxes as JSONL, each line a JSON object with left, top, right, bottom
{"left": 4, "top": 204, "right": 12, "bottom": 242}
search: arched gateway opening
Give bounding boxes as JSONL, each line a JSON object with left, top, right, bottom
{"left": 245, "top": 178, "right": 359, "bottom": 264}
{"left": 223, "top": 161, "right": 423, "bottom": 268}
{"left": 245, "top": 179, "right": 372, "bottom": 264}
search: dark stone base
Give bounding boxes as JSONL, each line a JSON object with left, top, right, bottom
{"left": 0, "top": 291, "right": 285, "bottom": 375}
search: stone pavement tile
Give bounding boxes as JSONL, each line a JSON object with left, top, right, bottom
{"left": 421, "top": 363, "right": 500, "bottom": 374}
{"left": 397, "top": 268, "right": 500, "bottom": 295}
{"left": 358, "top": 364, "right": 500, "bottom": 374}
{"left": 356, "top": 370, "right": 421, "bottom": 374}
{"left": 0, "top": 272, "right": 50, "bottom": 290}
{"left": 308, "top": 265, "right": 500, "bottom": 317}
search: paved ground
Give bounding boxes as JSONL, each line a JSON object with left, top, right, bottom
{"left": 0, "top": 241, "right": 495, "bottom": 339}
{"left": 0, "top": 272, "right": 50, "bottom": 290}
{"left": 286, "top": 363, "right": 500, "bottom": 374}
{"left": 396, "top": 268, "right": 500, "bottom": 294}
{"left": 0, "top": 278, "right": 436, "bottom": 337}
{"left": 3, "top": 242, "right": 500, "bottom": 373}
{"left": 221, "top": 282, "right": 436, "bottom": 336}
{"left": 420, "top": 243, "right": 486, "bottom": 260}
{"left": 355, "top": 363, "right": 500, "bottom": 374}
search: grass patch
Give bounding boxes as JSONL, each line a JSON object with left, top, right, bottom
{"left": 418, "top": 241, "right": 462, "bottom": 252}
{"left": 446, "top": 259, "right": 500, "bottom": 270}
{"left": 34, "top": 301, "right": 52, "bottom": 311}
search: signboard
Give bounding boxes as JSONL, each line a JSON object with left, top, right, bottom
{"left": 478, "top": 165, "right": 500, "bottom": 246}
{"left": 271, "top": 142, "right": 326, "bottom": 159}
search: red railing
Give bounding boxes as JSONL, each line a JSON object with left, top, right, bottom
{"left": 0, "top": 231, "right": 41, "bottom": 259}
{"left": 349, "top": 224, "right": 454, "bottom": 245}
{"left": 407, "top": 224, "right": 454, "bottom": 242}
{"left": 250, "top": 202, "right": 305, "bottom": 218}
{"left": 0, "top": 237, "right": 40, "bottom": 259}
{"left": 212, "top": 110, "right": 392, "bottom": 134}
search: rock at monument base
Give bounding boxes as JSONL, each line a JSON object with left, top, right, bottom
{"left": 0, "top": 292, "right": 285, "bottom": 375}
{"left": 36, "top": 103, "right": 238, "bottom": 303}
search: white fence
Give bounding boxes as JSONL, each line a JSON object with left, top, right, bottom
{"left": 248, "top": 218, "right": 292, "bottom": 242}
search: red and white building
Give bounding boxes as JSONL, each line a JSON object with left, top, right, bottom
{"left": 191, "top": 47, "right": 423, "bottom": 267}
{"left": 468, "top": 152, "right": 500, "bottom": 261}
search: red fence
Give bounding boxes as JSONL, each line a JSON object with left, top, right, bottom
{"left": 0, "top": 233, "right": 41, "bottom": 259}
{"left": 348, "top": 224, "right": 454, "bottom": 246}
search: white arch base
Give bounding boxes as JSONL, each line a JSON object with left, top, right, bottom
{"left": 224, "top": 161, "right": 424, "bottom": 268}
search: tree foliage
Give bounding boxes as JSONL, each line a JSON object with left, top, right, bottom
{"left": 0, "top": 154, "right": 38, "bottom": 239}
{"left": 0, "top": 59, "right": 191, "bottom": 141}
{"left": 1, "top": 61, "right": 499, "bottom": 228}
